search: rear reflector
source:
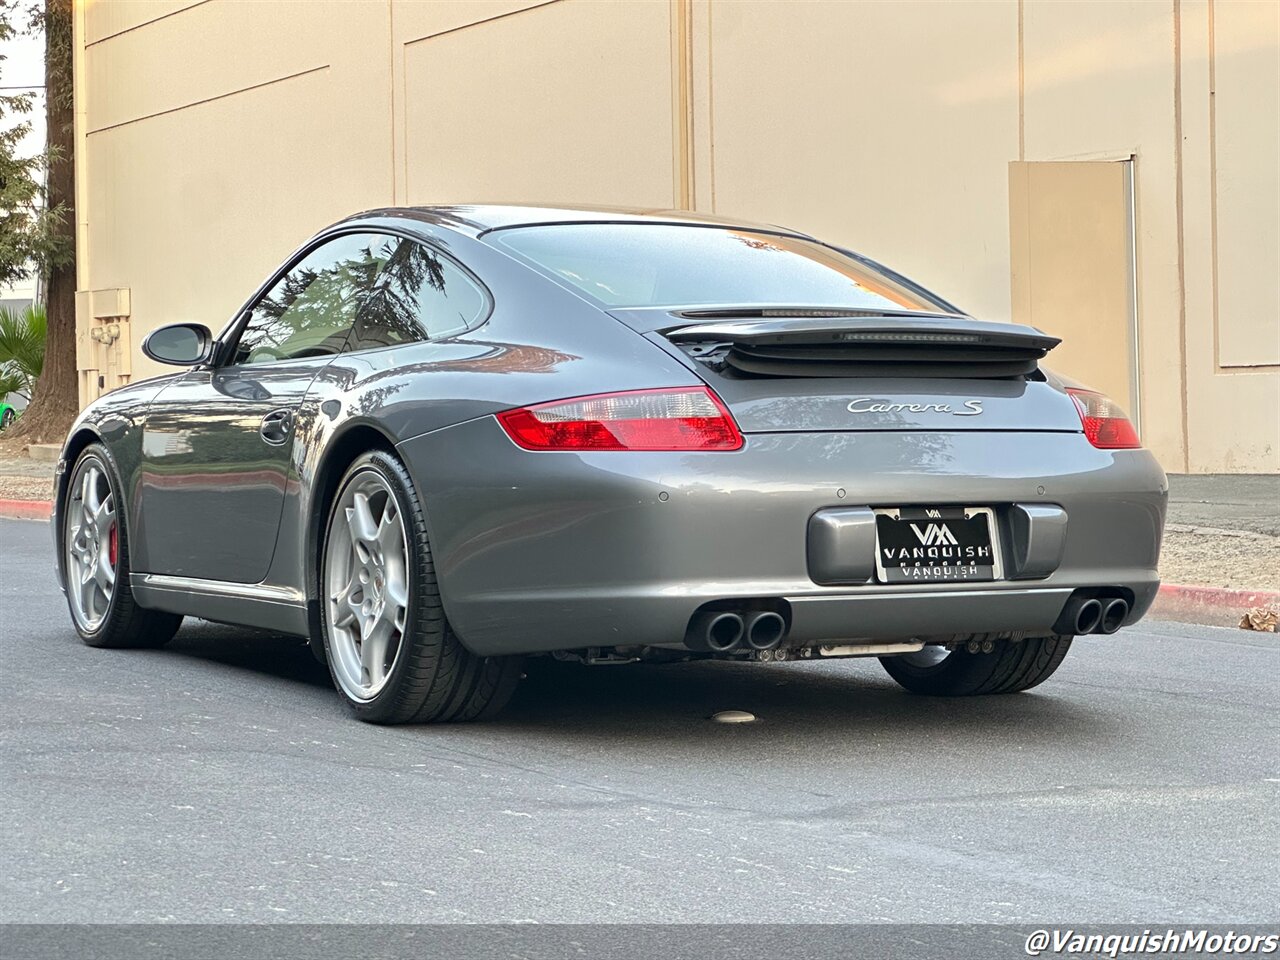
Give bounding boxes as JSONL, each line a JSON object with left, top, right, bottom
{"left": 497, "top": 387, "right": 744, "bottom": 451}
{"left": 1066, "top": 388, "right": 1141, "bottom": 449}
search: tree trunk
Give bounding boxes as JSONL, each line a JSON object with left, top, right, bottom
{"left": 4, "top": 0, "right": 76, "bottom": 448}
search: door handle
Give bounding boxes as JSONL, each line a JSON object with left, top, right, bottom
{"left": 259, "top": 409, "right": 294, "bottom": 445}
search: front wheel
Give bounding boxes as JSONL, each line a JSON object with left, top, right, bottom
{"left": 879, "top": 635, "right": 1072, "bottom": 695}
{"left": 62, "top": 444, "right": 183, "bottom": 648}
{"left": 319, "top": 451, "right": 522, "bottom": 724}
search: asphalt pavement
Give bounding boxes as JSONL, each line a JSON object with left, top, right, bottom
{"left": 1167, "top": 473, "right": 1280, "bottom": 538}
{"left": 1, "top": 517, "right": 1277, "bottom": 925}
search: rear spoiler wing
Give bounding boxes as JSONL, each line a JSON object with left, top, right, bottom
{"left": 617, "top": 309, "right": 1061, "bottom": 380}
{"left": 661, "top": 315, "right": 1060, "bottom": 355}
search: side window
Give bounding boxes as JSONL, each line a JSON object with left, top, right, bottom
{"left": 232, "top": 233, "right": 398, "bottom": 365}
{"left": 346, "top": 238, "right": 487, "bottom": 351}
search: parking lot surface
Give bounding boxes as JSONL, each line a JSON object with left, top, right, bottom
{"left": 2, "top": 517, "right": 1277, "bottom": 923}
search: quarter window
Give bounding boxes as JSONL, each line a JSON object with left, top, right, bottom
{"left": 346, "top": 239, "right": 486, "bottom": 351}
{"left": 232, "top": 233, "right": 486, "bottom": 365}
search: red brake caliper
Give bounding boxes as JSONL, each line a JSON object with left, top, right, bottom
{"left": 108, "top": 524, "right": 118, "bottom": 566}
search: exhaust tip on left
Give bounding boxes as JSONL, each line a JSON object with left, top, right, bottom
{"left": 1074, "top": 598, "right": 1104, "bottom": 635}
{"left": 703, "top": 612, "right": 745, "bottom": 653}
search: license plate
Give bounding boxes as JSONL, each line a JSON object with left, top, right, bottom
{"left": 874, "top": 507, "right": 1001, "bottom": 583}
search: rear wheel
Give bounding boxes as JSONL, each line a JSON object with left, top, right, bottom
{"left": 879, "top": 635, "right": 1072, "bottom": 695}
{"left": 319, "top": 451, "right": 522, "bottom": 724}
{"left": 63, "top": 445, "right": 183, "bottom": 648}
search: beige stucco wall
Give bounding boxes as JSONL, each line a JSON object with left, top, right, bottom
{"left": 74, "top": 0, "right": 1279, "bottom": 472}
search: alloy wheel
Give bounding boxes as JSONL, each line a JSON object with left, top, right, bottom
{"left": 65, "top": 458, "right": 118, "bottom": 632}
{"left": 324, "top": 469, "right": 411, "bottom": 702}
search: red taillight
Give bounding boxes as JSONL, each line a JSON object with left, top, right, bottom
{"left": 1066, "top": 388, "right": 1141, "bottom": 449}
{"left": 496, "top": 387, "right": 744, "bottom": 451}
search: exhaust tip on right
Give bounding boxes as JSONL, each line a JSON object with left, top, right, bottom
{"left": 1099, "top": 598, "right": 1129, "bottom": 634}
{"left": 745, "top": 611, "right": 786, "bottom": 651}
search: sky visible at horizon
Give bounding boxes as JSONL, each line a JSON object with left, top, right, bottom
{"left": 0, "top": 24, "right": 46, "bottom": 301}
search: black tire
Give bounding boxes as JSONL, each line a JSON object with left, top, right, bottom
{"left": 1, "top": 408, "right": 14, "bottom": 429}
{"left": 879, "top": 635, "right": 1072, "bottom": 695}
{"left": 62, "top": 444, "right": 183, "bottom": 649}
{"left": 319, "top": 450, "right": 522, "bottom": 724}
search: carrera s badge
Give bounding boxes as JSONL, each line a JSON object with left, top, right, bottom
{"left": 847, "top": 398, "right": 984, "bottom": 416}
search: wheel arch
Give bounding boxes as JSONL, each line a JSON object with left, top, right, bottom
{"left": 53, "top": 427, "right": 108, "bottom": 591}
{"left": 303, "top": 421, "right": 401, "bottom": 660}
{"left": 57, "top": 427, "right": 105, "bottom": 501}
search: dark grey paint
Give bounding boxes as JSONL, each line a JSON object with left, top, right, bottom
{"left": 807, "top": 507, "right": 878, "bottom": 585}
{"left": 1007, "top": 504, "right": 1070, "bottom": 580}
{"left": 52, "top": 204, "right": 1167, "bottom": 658}
{"left": 399, "top": 419, "right": 1163, "bottom": 654}
{"left": 138, "top": 359, "right": 334, "bottom": 582}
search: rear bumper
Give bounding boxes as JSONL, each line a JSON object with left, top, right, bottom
{"left": 398, "top": 420, "right": 1166, "bottom": 656}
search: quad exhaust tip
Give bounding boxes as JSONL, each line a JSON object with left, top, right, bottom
{"left": 745, "top": 611, "right": 786, "bottom": 651}
{"left": 1099, "top": 598, "right": 1129, "bottom": 634}
{"left": 688, "top": 606, "right": 789, "bottom": 653}
{"left": 1055, "top": 593, "right": 1131, "bottom": 636}
{"left": 1074, "top": 598, "right": 1104, "bottom": 635}
{"left": 703, "top": 612, "right": 745, "bottom": 653}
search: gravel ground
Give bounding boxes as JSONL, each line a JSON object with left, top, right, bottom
{"left": 0, "top": 474, "right": 53, "bottom": 501}
{"left": 0, "top": 454, "right": 55, "bottom": 502}
{"left": 0, "top": 453, "right": 54, "bottom": 480}
{"left": 1161, "top": 527, "right": 1280, "bottom": 591}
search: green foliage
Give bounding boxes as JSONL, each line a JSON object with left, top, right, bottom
{"left": 0, "top": 0, "right": 73, "bottom": 289}
{"left": 0, "top": 301, "right": 45, "bottom": 399}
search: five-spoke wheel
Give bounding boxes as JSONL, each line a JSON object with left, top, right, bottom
{"left": 324, "top": 468, "right": 410, "bottom": 702}
{"left": 319, "top": 451, "right": 522, "bottom": 723}
{"left": 65, "top": 456, "right": 118, "bottom": 632}
{"left": 61, "top": 444, "right": 182, "bottom": 648}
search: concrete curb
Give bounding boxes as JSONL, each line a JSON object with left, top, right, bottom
{"left": 0, "top": 498, "right": 52, "bottom": 521}
{"left": 0, "top": 497, "right": 1274, "bottom": 630}
{"left": 1149, "top": 583, "right": 1280, "bottom": 628}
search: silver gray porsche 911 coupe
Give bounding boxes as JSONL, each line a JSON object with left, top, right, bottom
{"left": 53, "top": 205, "right": 1166, "bottom": 723}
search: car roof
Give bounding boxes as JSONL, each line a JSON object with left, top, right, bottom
{"left": 339, "top": 203, "right": 808, "bottom": 238}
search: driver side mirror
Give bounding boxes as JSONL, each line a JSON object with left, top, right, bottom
{"left": 142, "top": 323, "right": 213, "bottom": 366}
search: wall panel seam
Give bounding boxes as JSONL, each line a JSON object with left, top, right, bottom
{"left": 671, "top": 0, "right": 693, "bottom": 210}
{"left": 1173, "top": 0, "right": 1190, "bottom": 470}
{"left": 84, "top": 0, "right": 211, "bottom": 49}
{"left": 1017, "top": 0, "right": 1025, "bottom": 161}
{"left": 401, "top": 0, "right": 561, "bottom": 49}
{"left": 706, "top": 0, "right": 716, "bottom": 212}
{"left": 1204, "top": 0, "right": 1271, "bottom": 373}
{"left": 1208, "top": 0, "right": 1221, "bottom": 372}
{"left": 85, "top": 65, "right": 329, "bottom": 136}
{"left": 388, "top": 0, "right": 396, "bottom": 205}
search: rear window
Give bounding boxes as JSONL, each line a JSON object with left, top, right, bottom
{"left": 489, "top": 223, "right": 949, "bottom": 312}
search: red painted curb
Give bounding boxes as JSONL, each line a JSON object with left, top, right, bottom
{"left": 1151, "top": 583, "right": 1279, "bottom": 627}
{"left": 1158, "top": 583, "right": 1280, "bottom": 605}
{"left": 0, "top": 498, "right": 52, "bottom": 521}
